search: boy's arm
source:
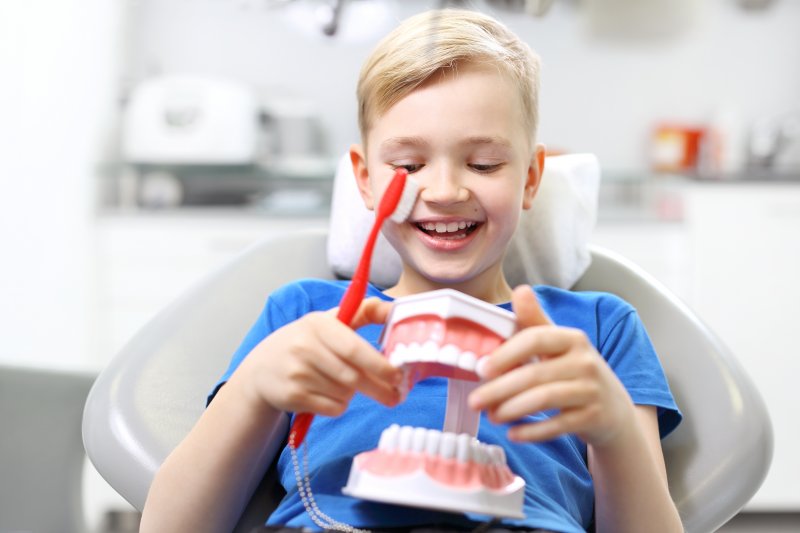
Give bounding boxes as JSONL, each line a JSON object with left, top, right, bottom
{"left": 140, "top": 298, "right": 400, "bottom": 533}
{"left": 470, "top": 286, "right": 682, "bottom": 533}
{"left": 588, "top": 405, "right": 683, "bottom": 533}
{"left": 140, "top": 378, "right": 286, "bottom": 533}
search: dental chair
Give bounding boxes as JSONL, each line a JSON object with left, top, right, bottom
{"left": 82, "top": 154, "right": 773, "bottom": 533}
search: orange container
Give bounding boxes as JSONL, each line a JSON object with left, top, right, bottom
{"left": 651, "top": 124, "right": 707, "bottom": 173}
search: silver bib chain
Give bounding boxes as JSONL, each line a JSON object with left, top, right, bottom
{"left": 288, "top": 432, "right": 371, "bottom": 533}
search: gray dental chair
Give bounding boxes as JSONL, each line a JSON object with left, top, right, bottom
{"left": 82, "top": 229, "right": 773, "bottom": 532}
{"left": 82, "top": 156, "right": 773, "bottom": 533}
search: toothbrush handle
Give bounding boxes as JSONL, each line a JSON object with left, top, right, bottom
{"left": 335, "top": 220, "right": 381, "bottom": 324}
{"left": 289, "top": 218, "right": 383, "bottom": 448}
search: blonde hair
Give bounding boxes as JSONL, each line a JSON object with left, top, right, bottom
{"left": 357, "top": 9, "right": 541, "bottom": 145}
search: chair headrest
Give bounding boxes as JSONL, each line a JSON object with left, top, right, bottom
{"left": 327, "top": 153, "right": 600, "bottom": 289}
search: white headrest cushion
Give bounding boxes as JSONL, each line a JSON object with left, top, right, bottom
{"left": 327, "top": 153, "right": 600, "bottom": 289}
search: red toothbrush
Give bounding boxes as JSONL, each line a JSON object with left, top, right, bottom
{"left": 289, "top": 167, "right": 419, "bottom": 449}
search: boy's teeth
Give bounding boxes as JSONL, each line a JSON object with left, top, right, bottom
{"left": 419, "top": 221, "right": 476, "bottom": 233}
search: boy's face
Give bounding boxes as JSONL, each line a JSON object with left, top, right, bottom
{"left": 352, "top": 63, "right": 544, "bottom": 302}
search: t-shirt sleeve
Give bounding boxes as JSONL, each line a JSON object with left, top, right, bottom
{"left": 599, "top": 301, "right": 683, "bottom": 439}
{"left": 206, "top": 283, "right": 311, "bottom": 406}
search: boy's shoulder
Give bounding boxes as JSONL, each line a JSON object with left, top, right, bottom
{"left": 269, "top": 277, "right": 349, "bottom": 307}
{"left": 533, "top": 285, "right": 637, "bottom": 331}
{"left": 535, "top": 284, "right": 632, "bottom": 308}
{"left": 268, "top": 278, "right": 390, "bottom": 310}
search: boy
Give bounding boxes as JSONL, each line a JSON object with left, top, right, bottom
{"left": 141, "top": 9, "right": 682, "bottom": 533}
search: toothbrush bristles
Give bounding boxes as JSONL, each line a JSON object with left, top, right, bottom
{"left": 389, "top": 177, "right": 419, "bottom": 223}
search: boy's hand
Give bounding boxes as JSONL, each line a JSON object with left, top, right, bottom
{"left": 232, "top": 297, "right": 402, "bottom": 417}
{"left": 468, "top": 286, "right": 636, "bottom": 447}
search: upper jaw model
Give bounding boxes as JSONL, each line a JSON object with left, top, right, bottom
{"left": 343, "top": 289, "right": 526, "bottom": 519}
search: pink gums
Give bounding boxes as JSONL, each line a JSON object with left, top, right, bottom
{"left": 354, "top": 449, "right": 516, "bottom": 490}
{"left": 383, "top": 315, "right": 505, "bottom": 384}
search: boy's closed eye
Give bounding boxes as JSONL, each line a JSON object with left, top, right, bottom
{"left": 391, "top": 162, "right": 504, "bottom": 174}
{"left": 469, "top": 162, "right": 504, "bottom": 173}
{"left": 392, "top": 163, "right": 424, "bottom": 174}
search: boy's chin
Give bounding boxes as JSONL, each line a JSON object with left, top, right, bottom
{"left": 415, "top": 265, "right": 485, "bottom": 288}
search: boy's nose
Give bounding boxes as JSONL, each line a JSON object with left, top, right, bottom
{"left": 418, "top": 167, "right": 469, "bottom": 205}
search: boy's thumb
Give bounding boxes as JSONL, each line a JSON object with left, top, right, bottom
{"left": 347, "top": 297, "right": 392, "bottom": 329}
{"left": 511, "top": 285, "right": 552, "bottom": 329}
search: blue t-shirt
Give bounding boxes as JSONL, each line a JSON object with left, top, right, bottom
{"left": 210, "top": 279, "right": 682, "bottom": 533}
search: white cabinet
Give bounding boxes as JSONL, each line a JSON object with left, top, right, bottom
{"left": 91, "top": 211, "right": 327, "bottom": 366}
{"left": 683, "top": 183, "right": 800, "bottom": 510}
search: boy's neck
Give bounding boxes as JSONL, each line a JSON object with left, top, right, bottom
{"left": 384, "top": 266, "right": 514, "bottom": 305}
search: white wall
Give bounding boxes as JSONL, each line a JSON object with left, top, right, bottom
{"left": 0, "top": 2, "right": 135, "bottom": 529}
{"left": 124, "top": 0, "right": 800, "bottom": 173}
{"left": 0, "top": 1, "right": 125, "bottom": 370}
{"left": 1, "top": 0, "right": 797, "bottom": 371}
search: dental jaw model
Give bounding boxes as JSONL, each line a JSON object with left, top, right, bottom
{"left": 343, "top": 289, "right": 526, "bottom": 519}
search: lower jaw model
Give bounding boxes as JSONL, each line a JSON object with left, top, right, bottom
{"left": 342, "top": 289, "right": 525, "bottom": 519}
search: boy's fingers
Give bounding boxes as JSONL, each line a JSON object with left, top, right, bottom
{"left": 356, "top": 373, "right": 402, "bottom": 407}
{"left": 478, "top": 286, "right": 553, "bottom": 379}
{"left": 306, "top": 344, "right": 360, "bottom": 388}
{"left": 512, "top": 285, "right": 552, "bottom": 328}
{"left": 318, "top": 316, "right": 401, "bottom": 384}
{"left": 348, "top": 297, "right": 392, "bottom": 329}
{"left": 492, "top": 325, "right": 577, "bottom": 368}
{"left": 479, "top": 325, "right": 572, "bottom": 380}
{"left": 471, "top": 353, "right": 580, "bottom": 409}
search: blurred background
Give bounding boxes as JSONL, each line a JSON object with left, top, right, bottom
{"left": 1, "top": 0, "right": 799, "bottom": 531}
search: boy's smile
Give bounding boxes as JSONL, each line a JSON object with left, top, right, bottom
{"left": 411, "top": 217, "right": 481, "bottom": 251}
{"left": 352, "top": 62, "right": 544, "bottom": 303}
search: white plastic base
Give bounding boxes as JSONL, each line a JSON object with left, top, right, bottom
{"left": 342, "top": 463, "right": 525, "bottom": 519}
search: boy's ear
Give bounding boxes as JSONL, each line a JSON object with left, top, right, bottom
{"left": 522, "top": 143, "right": 546, "bottom": 210}
{"left": 349, "top": 144, "right": 375, "bottom": 211}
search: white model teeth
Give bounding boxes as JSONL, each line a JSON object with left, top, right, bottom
{"left": 456, "top": 433, "right": 472, "bottom": 463}
{"left": 421, "top": 341, "right": 439, "bottom": 362}
{"left": 419, "top": 221, "right": 476, "bottom": 233}
{"left": 440, "top": 432, "right": 457, "bottom": 459}
{"left": 377, "top": 425, "right": 508, "bottom": 465}
{"left": 425, "top": 429, "right": 441, "bottom": 455}
{"left": 412, "top": 427, "right": 427, "bottom": 453}
{"left": 378, "top": 424, "right": 399, "bottom": 451}
{"left": 439, "top": 344, "right": 460, "bottom": 366}
{"left": 389, "top": 342, "right": 483, "bottom": 372}
{"left": 398, "top": 425, "right": 414, "bottom": 451}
